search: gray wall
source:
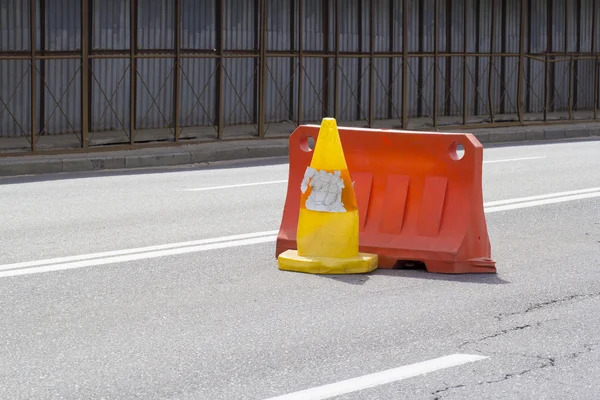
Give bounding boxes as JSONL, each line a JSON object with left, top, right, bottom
{"left": 0, "top": 0, "right": 598, "bottom": 137}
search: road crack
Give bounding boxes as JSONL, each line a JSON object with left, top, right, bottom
{"left": 495, "top": 292, "right": 600, "bottom": 321}
{"left": 433, "top": 344, "right": 598, "bottom": 398}
{"left": 431, "top": 384, "right": 466, "bottom": 400}
{"left": 459, "top": 324, "right": 534, "bottom": 349}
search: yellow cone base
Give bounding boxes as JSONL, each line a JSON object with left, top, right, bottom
{"left": 277, "top": 249, "right": 378, "bottom": 275}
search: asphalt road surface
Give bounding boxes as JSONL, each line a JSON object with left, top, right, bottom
{"left": 1, "top": 139, "right": 599, "bottom": 400}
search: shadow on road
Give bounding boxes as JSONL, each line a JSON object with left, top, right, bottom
{"left": 317, "top": 268, "right": 510, "bottom": 286}
{"left": 374, "top": 268, "right": 511, "bottom": 285}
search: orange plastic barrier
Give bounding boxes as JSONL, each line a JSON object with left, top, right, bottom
{"left": 276, "top": 125, "right": 497, "bottom": 274}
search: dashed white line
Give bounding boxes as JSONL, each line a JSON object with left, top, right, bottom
{"left": 483, "top": 156, "right": 546, "bottom": 163}
{"left": 184, "top": 180, "right": 287, "bottom": 191}
{"left": 182, "top": 157, "right": 546, "bottom": 192}
{"left": 262, "top": 353, "right": 488, "bottom": 400}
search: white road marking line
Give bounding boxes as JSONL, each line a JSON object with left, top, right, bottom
{"left": 184, "top": 180, "right": 288, "bottom": 191}
{"left": 0, "top": 235, "right": 277, "bottom": 278}
{"left": 483, "top": 156, "right": 546, "bottom": 163}
{"left": 484, "top": 187, "right": 600, "bottom": 207}
{"left": 3, "top": 187, "right": 598, "bottom": 278}
{"left": 485, "top": 191, "right": 600, "bottom": 213}
{"left": 262, "top": 353, "right": 488, "bottom": 400}
{"left": 182, "top": 157, "right": 545, "bottom": 192}
{"left": 0, "top": 230, "right": 278, "bottom": 272}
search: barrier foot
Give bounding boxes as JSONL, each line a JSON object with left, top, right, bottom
{"left": 278, "top": 250, "right": 378, "bottom": 275}
{"left": 424, "top": 259, "right": 497, "bottom": 274}
{"left": 377, "top": 256, "right": 399, "bottom": 269}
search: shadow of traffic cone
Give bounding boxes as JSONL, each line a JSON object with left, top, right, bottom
{"left": 277, "top": 117, "right": 378, "bottom": 274}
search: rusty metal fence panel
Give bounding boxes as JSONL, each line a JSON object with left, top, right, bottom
{"left": 1, "top": 0, "right": 599, "bottom": 156}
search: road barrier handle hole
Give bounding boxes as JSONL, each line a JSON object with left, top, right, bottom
{"left": 449, "top": 141, "right": 465, "bottom": 161}
{"left": 300, "top": 135, "right": 316, "bottom": 152}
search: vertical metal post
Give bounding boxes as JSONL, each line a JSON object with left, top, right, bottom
{"left": 525, "top": 0, "right": 532, "bottom": 115}
{"left": 444, "top": 0, "right": 452, "bottom": 117}
{"left": 173, "top": 0, "right": 181, "bottom": 142}
{"left": 81, "top": 0, "right": 90, "bottom": 148}
{"left": 356, "top": 1, "right": 364, "bottom": 122}
{"left": 544, "top": 0, "right": 552, "bottom": 120}
{"left": 288, "top": 0, "right": 295, "bottom": 122}
{"left": 568, "top": 56, "right": 573, "bottom": 119}
{"left": 595, "top": 56, "right": 599, "bottom": 120}
{"left": 499, "top": 0, "right": 507, "bottom": 115}
{"left": 258, "top": 0, "right": 267, "bottom": 137}
{"left": 297, "top": 0, "right": 303, "bottom": 125}
{"left": 368, "top": 0, "right": 374, "bottom": 127}
{"left": 334, "top": 0, "right": 339, "bottom": 119}
{"left": 39, "top": 0, "right": 46, "bottom": 144}
{"left": 253, "top": 0, "right": 261, "bottom": 134}
{"left": 387, "top": 0, "right": 394, "bottom": 120}
{"left": 402, "top": 0, "right": 408, "bottom": 128}
{"left": 463, "top": 0, "right": 468, "bottom": 125}
{"left": 417, "top": 0, "right": 424, "bottom": 118}
{"left": 517, "top": 0, "right": 526, "bottom": 125}
{"left": 474, "top": 0, "right": 480, "bottom": 116}
{"left": 433, "top": 0, "right": 438, "bottom": 127}
{"left": 216, "top": 0, "right": 224, "bottom": 139}
{"left": 566, "top": 0, "right": 572, "bottom": 120}
{"left": 129, "top": 0, "right": 138, "bottom": 144}
{"left": 322, "top": 0, "right": 329, "bottom": 117}
{"left": 593, "top": 0, "right": 598, "bottom": 120}
{"left": 30, "top": 0, "right": 37, "bottom": 152}
{"left": 488, "top": 0, "right": 495, "bottom": 123}
{"left": 573, "top": 0, "right": 581, "bottom": 112}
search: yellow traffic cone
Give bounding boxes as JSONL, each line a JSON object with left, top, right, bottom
{"left": 277, "top": 117, "right": 378, "bottom": 274}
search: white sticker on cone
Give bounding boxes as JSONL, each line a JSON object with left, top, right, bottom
{"left": 300, "top": 167, "right": 346, "bottom": 212}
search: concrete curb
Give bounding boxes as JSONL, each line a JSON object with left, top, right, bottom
{"left": 463, "top": 124, "right": 600, "bottom": 144}
{"left": 1, "top": 124, "right": 599, "bottom": 177}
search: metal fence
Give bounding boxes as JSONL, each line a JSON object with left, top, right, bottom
{"left": 1, "top": 0, "right": 599, "bottom": 155}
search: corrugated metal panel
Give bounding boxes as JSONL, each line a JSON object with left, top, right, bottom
{"left": 91, "top": 58, "right": 131, "bottom": 133}
{"left": 391, "top": 0, "right": 403, "bottom": 53}
{"left": 303, "top": 0, "right": 324, "bottom": 51}
{"left": 390, "top": 57, "right": 403, "bottom": 120}
{"left": 550, "top": 0, "right": 569, "bottom": 112}
{"left": 567, "top": 0, "right": 578, "bottom": 52}
{"left": 372, "top": 58, "right": 390, "bottom": 119}
{"left": 366, "top": 0, "right": 387, "bottom": 51}
{"left": 181, "top": 0, "right": 216, "bottom": 50}
{"left": 224, "top": 0, "right": 256, "bottom": 50}
{"left": 504, "top": 0, "right": 520, "bottom": 115}
{"left": 41, "top": 59, "right": 81, "bottom": 135}
{"left": 264, "top": 0, "right": 295, "bottom": 124}
{"left": 552, "top": 0, "right": 567, "bottom": 52}
{"left": 45, "top": 0, "right": 80, "bottom": 51}
{"left": 579, "top": 0, "right": 593, "bottom": 52}
{"left": 596, "top": 1, "right": 600, "bottom": 52}
{"left": 527, "top": 0, "right": 547, "bottom": 113}
{"left": 0, "top": 0, "right": 31, "bottom": 51}
{"left": 301, "top": 57, "right": 324, "bottom": 121}
{"left": 179, "top": 58, "right": 217, "bottom": 126}
{"left": 0, "top": 60, "right": 33, "bottom": 137}
{"left": 138, "top": 0, "right": 174, "bottom": 49}
{"left": 265, "top": 57, "right": 294, "bottom": 123}
{"left": 92, "top": 0, "right": 130, "bottom": 50}
{"left": 338, "top": 0, "right": 360, "bottom": 52}
{"left": 266, "top": 0, "right": 292, "bottom": 51}
{"left": 222, "top": 57, "right": 256, "bottom": 125}
{"left": 136, "top": 58, "right": 174, "bottom": 130}
{"left": 576, "top": 59, "right": 595, "bottom": 110}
